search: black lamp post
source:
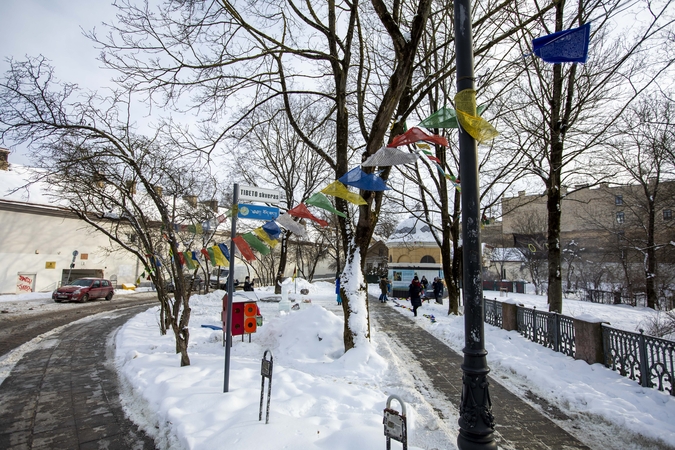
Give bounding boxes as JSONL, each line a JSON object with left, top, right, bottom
{"left": 453, "top": 0, "right": 497, "bottom": 448}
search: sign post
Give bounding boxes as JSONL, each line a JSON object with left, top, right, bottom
{"left": 224, "top": 184, "right": 280, "bottom": 394}
{"left": 224, "top": 183, "right": 239, "bottom": 393}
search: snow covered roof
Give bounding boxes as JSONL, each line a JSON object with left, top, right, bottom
{"left": 386, "top": 215, "right": 437, "bottom": 246}
{"left": 487, "top": 246, "right": 524, "bottom": 262}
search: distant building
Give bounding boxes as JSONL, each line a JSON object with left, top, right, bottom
{"left": 0, "top": 154, "right": 142, "bottom": 294}
{"left": 386, "top": 215, "right": 445, "bottom": 297}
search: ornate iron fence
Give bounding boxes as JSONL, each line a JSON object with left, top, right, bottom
{"left": 602, "top": 326, "right": 674, "bottom": 396}
{"left": 484, "top": 298, "right": 502, "bottom": 328}
{"left": 481, "top": 298, "right": 674, "bottom": 395}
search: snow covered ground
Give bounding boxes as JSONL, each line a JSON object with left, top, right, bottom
{"left": 2, "top": 281, "right": 674, "bottom": 449}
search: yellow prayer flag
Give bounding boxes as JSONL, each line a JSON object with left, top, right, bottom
{"left": 416, "top": 143, "right": 431, "bottom": 150}
{"left": 253, "top": 227, "right": 279, "bottom": 248}
{"left": 321, "top": 181, "right": 367, "bottom": 206}
{"left": 211, "top": 245, "right": 228, "bottom": 267}
{"left": 454, "top": 89, "right": 499, "bottom": 144}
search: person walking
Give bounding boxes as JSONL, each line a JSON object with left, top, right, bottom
{"left": 335, "top": 276, "right": 342, "bottom": 305}
{"left": 421, "top": 275, "right": 429, "bottom": 301}
{"left": 409, "top": 276, "right": 423, "bottom": 317}
{"left": 378, "top": 276, "right": 389, "bottom": 303}
{"left": 432, "top": 277, "right": 444, "bottom": 304}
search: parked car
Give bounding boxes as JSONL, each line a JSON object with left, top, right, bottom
{"left": 52, "top": 278, "right": 114, "bottom": 303}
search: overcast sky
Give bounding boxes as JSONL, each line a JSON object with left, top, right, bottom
{"left": 1, "top": 0, "right": 119, "bottom": 164}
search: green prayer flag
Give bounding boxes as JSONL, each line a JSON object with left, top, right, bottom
{"left": 183, "top": 251, "right": 196, "bottom": 270}
{"left": 305, "top": 192, "right": 347, "bottom": 218}
{"left": 419, "top": 105, "right": 487, "bottom": 129}
{"left": 242, "top": 232, "right": 271, "bottom": 255}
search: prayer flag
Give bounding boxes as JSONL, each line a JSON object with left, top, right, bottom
{"left": 455, "top": 89, "right": 499, "bottom": 144}
{"left": 253, "top": 227, "right": 279, "bottom": 248}
{"left": 418, "top": 106, "right": 487, "bottom": 129}
{"left": 287, "top": 203, "right": 329, "bottom": 227}
{"left": 361, "top": 146, "right": 418, "bottom": 167}
{"left": 211, "top": 245, "right": 228, "bottom": 266}
{"left": 233, "top": 236, "right": 256, "bottom": 262}
{"left": 390, "top": 127, "right": 449, "bottom": 148}
{"left": 243, "top": 232, "right": 271, "bottom": 255}
{"left": 218, "top": 243, "right": 230, "bottom": 261}
{"left": 201, "top": 248, "right": 214, "bottom": 265}
{"left": 321, "top": 181, "right": 367, "bottom": 206}
{"left": 532, "top": 23, "right": 591, "bottom": 64}
{"left": 305, "top": 192, "right": 347, "bottom": 218}
{"left": 262, "top": 221, "right": 282, "bottom": 240}
{"left": 338, "top": 167, "right": 389, "bottom": 192}
{"left": 276, "top": 213, "right": 307, "bottom": 237}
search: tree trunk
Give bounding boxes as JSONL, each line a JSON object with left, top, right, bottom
{"left": 646, "top": 197, "right": 658, "bottom": 308}
{"left": 275, "top": 231, "right": 290, "bottom": 294}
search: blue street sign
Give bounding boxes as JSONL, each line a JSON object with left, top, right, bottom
{"left": 237, "top": 203, "right": 280, "bottom": 221}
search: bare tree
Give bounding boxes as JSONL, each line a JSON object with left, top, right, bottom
{"left": 0, "top": 57, "right": 220, "bottom": 366}
{"left": 500, "top": 0, "right": 675, "bottom": 312}
{"left": 605, "top": 93, "right": 675, "bottom": 308}
{"left": 232, "top": 100, "right": 333, "bottom": 292}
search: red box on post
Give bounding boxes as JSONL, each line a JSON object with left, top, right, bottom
{"left": 222, "top": 294, "right": 257, "bottom": 336}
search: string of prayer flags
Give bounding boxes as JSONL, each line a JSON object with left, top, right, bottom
{"left": 532, "top": 23, "right": 591, "bottom": 64}
{"left": 454, "top": 90, "right": 499, "bottom": 144}
{"left": 242, "top": 233, "right": 271, "bottom": 255}
{"left": 338, "top": 167, "right": 390, "bottom": 192}
{"left": 177, "top": 251, "right": 186, "bottom": 267}
{"left": 217, "top": 243, "right": 231, "bottom": 261}
{"left": 212, "top": 245, "right": 228, "bottom": 266}
{"left": 389, "top": 127, "right": 449, "bottom": 148}
{"left": 253, "top": 227, "right": 279, "bottom": 248}
{"left": 262, "top": 221, "right": 282, "bottom": 240}
{"left": 305, "top": 192, "right": 347, "bottom": 218}
{"left": 361, "top": 146, "right": 419, "bottom": 167}
{"left": 321, "top": 181, "right": 367, "bottom": 206}
{"left": 287, "top": 203, "right": 329, "bottom": 227}
{"left": 420, "top": 149, "right": 441, "bottom": 164}
{"left": 276, "top": 213, "right": 307, "bottom": 238}
{"left": 233, "top": 236, "right": 257, "bottom": 262}
{"left": 418, "top": 105, "right": 487, "bottom": 129}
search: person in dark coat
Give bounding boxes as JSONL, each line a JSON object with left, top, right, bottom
{"left": 378, "top": 276, "right": 389, "bottom": 303}
{"left": 432, "top": 277, "right": 444, "bottom": 304}
{"left": 243, "top": 276, "right": 254, "bottom": 291}
{"left": 409, "top": 276, "right": 423, "bottom": 317}
{"left": 335, "top": 275, "right": 342, "bottom": 305}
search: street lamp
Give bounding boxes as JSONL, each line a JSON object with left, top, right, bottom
{"left": 453, "top": 0, "right": 497, "bottom": 448}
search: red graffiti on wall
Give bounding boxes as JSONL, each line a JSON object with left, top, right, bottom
{"left": 19, "top": 275, "right": 32, "bottom": 283}
{"left": 18, "top": 284, "right": 33, "bottom": 292}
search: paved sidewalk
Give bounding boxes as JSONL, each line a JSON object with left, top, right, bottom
{"left": 0, "top": 305, "right": 157, "bottom": 450}
{"left": 370, "top": 298, "right": 591, "bottom": 450}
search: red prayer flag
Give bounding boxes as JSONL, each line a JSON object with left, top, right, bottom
{"left": 286, "top": 203, "right": 329, "bottom": 227}
{"left": 390, "top": 127, "right": 449, "bottom": 148}
{"left": 233, "top": 236, "right": 257, "bottom": 262}
{"left": 427, "top": 155, "right": 441, "bottom": 164}
{"left": 177, "top": 251, "right": 186, "bottom": 266}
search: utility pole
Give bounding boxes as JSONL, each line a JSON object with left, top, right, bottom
{"left": 453, "top": 0, "right": 497, "bottom": 448}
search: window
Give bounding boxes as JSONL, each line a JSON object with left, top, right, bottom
{"left": 616, "top": 211, "right": 625, "bottom": 224}
{"left": 420, "top": 255, "right": 436, "bottom": 263}
{"left": 615, "top": 195, "right": 623, "bottom": 206}
{"left": 664, "top": 209, "right": 672, "bottom": 221}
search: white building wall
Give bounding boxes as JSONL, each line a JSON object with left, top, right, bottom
{"left": 0, "top": 207, "right": 141, "bottom": 294}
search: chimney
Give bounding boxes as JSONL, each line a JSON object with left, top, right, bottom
{"left": 183, "top": 195, "right": 198, "bottom": 207}
{"left": 153, "top": 185, "right": 163, "bottom": 197}
{"left": 201, "top": 199, "right": 219, "bottom": 212}
{"left": 0, "top": 148, "right": 9, "bottom": 171}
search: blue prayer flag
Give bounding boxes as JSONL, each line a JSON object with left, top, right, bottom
{"left": 218, "top": 243, "right": 230, "bottom": 261}
{"left": 338, "top": 167, "right": 389, "bottom": 191}
{"left": 532, "top": 23, "right": 591, "bottom": 64}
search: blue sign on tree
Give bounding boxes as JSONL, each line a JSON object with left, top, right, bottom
{"left": 238, "top": 203, "right": 280, "bottom": 221}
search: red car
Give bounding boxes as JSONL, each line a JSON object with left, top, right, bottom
{"left": 52, "top": 278, "right": 115, "bottom": 303}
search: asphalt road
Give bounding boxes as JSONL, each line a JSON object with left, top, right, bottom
{"left": 0, "top": 301, "right": 159, "bottom": 449}
{"left": 0, "top": 293, "right": 158, "bottom": 358}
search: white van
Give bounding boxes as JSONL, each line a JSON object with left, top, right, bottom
{"left": 209, "top": 267, "right": 248, "bottom": 290}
